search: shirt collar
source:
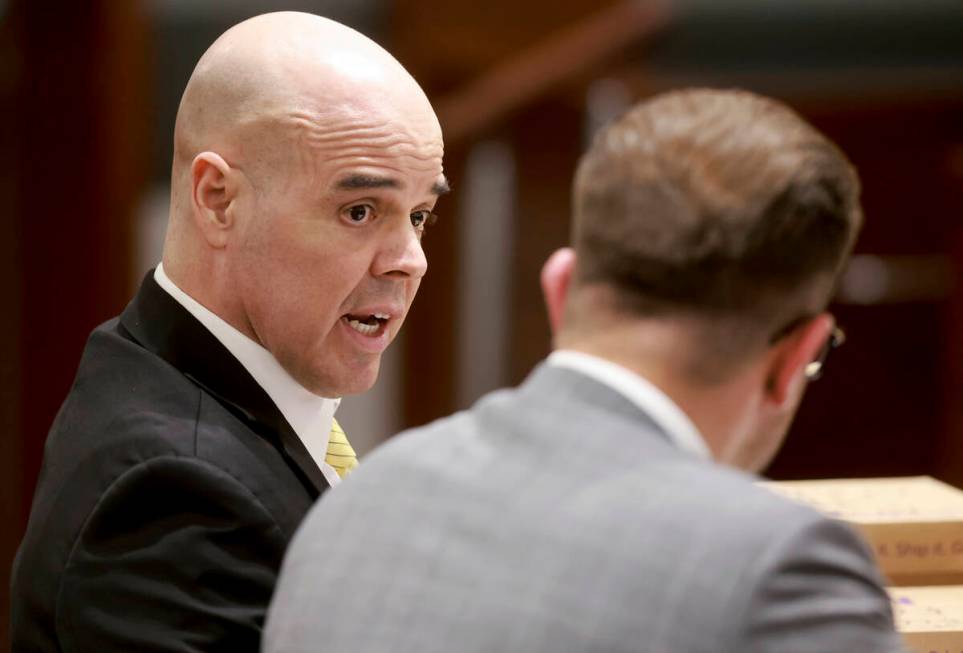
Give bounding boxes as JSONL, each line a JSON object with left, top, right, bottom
{"left": 154, "top": 263, "right": 340, "bottom": 468}
{"left": 547, "top": 349, "right": 711, "bottom": 460}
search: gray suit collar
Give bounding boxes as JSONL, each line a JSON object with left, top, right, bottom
{"left": 518, "top": 361, "right": 676, "bottom": 450}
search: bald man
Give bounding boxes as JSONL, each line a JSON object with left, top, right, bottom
{"left": 11, "top": 12, "right": 446, "bottom": 652}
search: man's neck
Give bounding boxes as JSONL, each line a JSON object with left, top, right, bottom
{"left": 162, "top": 254, "right": 260, "bottom": 345}
{"left": 557, "top": 325, "right": 762, "bottom": 467}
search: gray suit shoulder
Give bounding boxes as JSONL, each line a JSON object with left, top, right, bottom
{"left": 642, "top": 461, "right": 904, "bottom": 652}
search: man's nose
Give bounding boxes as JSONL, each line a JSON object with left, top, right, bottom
{"left": 372, "top": 218, "right": 428, "bottom": 280}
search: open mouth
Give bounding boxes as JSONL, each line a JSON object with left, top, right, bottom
{"left": 342, "top": 312, "right": 390, "bottom": 336}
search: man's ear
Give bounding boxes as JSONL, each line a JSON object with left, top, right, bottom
{"left": 540, "top": 247, "right": 576, "bottom": 336}
{"left": 765, "top": 313, "right": 834, "bottom": 405}
{"left": 190, "top": 151, "right": 237, "bottom": 248}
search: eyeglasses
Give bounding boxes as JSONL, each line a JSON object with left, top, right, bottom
{"left": 805, "top": 326, "right": 845, "bottom": 380}
{"left": 770, "top": 317, "right": 846, "bottom": 381}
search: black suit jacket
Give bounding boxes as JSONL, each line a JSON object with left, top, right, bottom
{"left": 11, "top": 272, "right": 329, "bottom": 652}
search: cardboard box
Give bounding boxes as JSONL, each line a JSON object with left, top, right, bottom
{"left": 764, "top": 476, "right": 963, "bottom": 586}
{"left": 890, "top": 586, "right": 963, "bottom": 652}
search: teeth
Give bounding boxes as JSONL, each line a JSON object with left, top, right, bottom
{"left": 346, "top": 318, "right": 379, "bottom": 335}
{"left": 373, "top": 313, "right": 390, "bottom": 320}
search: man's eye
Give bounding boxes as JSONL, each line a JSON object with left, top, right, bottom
{"left": 347, "top": 205, "right": 373, "bottom": 223}
{"left": 410, "top": 211, "right": 437, "bottom": 228}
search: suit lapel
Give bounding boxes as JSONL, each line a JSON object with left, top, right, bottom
{"left": 119, "top": 271, "right": 328, "bottom": 499}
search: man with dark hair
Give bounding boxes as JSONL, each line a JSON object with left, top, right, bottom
{"left": 12, "top": 12, "right": 446, "bottom": 652}
{"left": 264, "top": 89, "right": 905, "bottom": 652}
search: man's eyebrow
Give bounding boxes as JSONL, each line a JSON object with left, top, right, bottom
{"left": 334, "top": 174, "right": 450, "bottom": 196}
{"left": 432, "top": 176, "right": 451, "bottom": 196}
{"left": 336, "top": 174, "right": 400, "bottom": 190}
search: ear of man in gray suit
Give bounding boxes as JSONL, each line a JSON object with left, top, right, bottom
{"left": 264, "top": 89, "right": 907, "bottom": 652}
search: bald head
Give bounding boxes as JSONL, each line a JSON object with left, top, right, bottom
{"left": 162, "top": 12, "right": 445, "bottom": 397}
{"left": 171, "top": 12, "right": 439, "bottom": 210}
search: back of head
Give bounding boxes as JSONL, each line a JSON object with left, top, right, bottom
{"left": 569, "top": 89, "right": 862, "bottom": 378}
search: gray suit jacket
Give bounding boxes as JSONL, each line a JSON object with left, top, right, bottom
{"left": 265, "top": 363, "right": 906, "bottom": 652}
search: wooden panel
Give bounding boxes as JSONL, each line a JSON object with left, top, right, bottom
{"left": 390, "top": 0, "right": 633, "bottom": 89}
{"left": 768, "top": 99, "right": 963, "bottom": 483}
{"left": 942, "top": 228, "right": 963, "bottom": 482}
{"left": 402, "top": 151, "right": 466, "bottom": 427}
{"left": 15, "top": 0, "right": 147, "bottom": 512}
{"left": 432, "top": 0, "right": 669, "bottom": 144}
{"left": 0, "top": 6, "right": 22, "bottom": 649}
{"left": 508, "top": 99, "right": 583, "bottom": 383}
{"left": 4, "top": 1, "right": 148, "bottom": 644}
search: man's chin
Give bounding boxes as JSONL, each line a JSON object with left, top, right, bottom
{"left": 312, "top": 361, "right": 382, "bottom": 398}
{"left": 278, "top": 343, "right": 384, "bottom": 397}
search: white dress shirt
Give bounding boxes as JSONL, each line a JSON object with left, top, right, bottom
{"left": 547, "top": 349, "right": 711, "bottom": 460}
{"left": 154, "top": 263, "right": 344, "bottom": 487}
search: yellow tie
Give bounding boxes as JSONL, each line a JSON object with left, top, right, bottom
{"left": 325, "top": 418, "right": 359, "bottom": 479}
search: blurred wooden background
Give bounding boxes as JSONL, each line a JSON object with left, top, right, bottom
{"left": 2, "top": 0, "right": 962, "bottom": 646}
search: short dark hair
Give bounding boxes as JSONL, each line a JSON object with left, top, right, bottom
{"left": 572, "top": 88, "right": 862, "bottom": 334}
